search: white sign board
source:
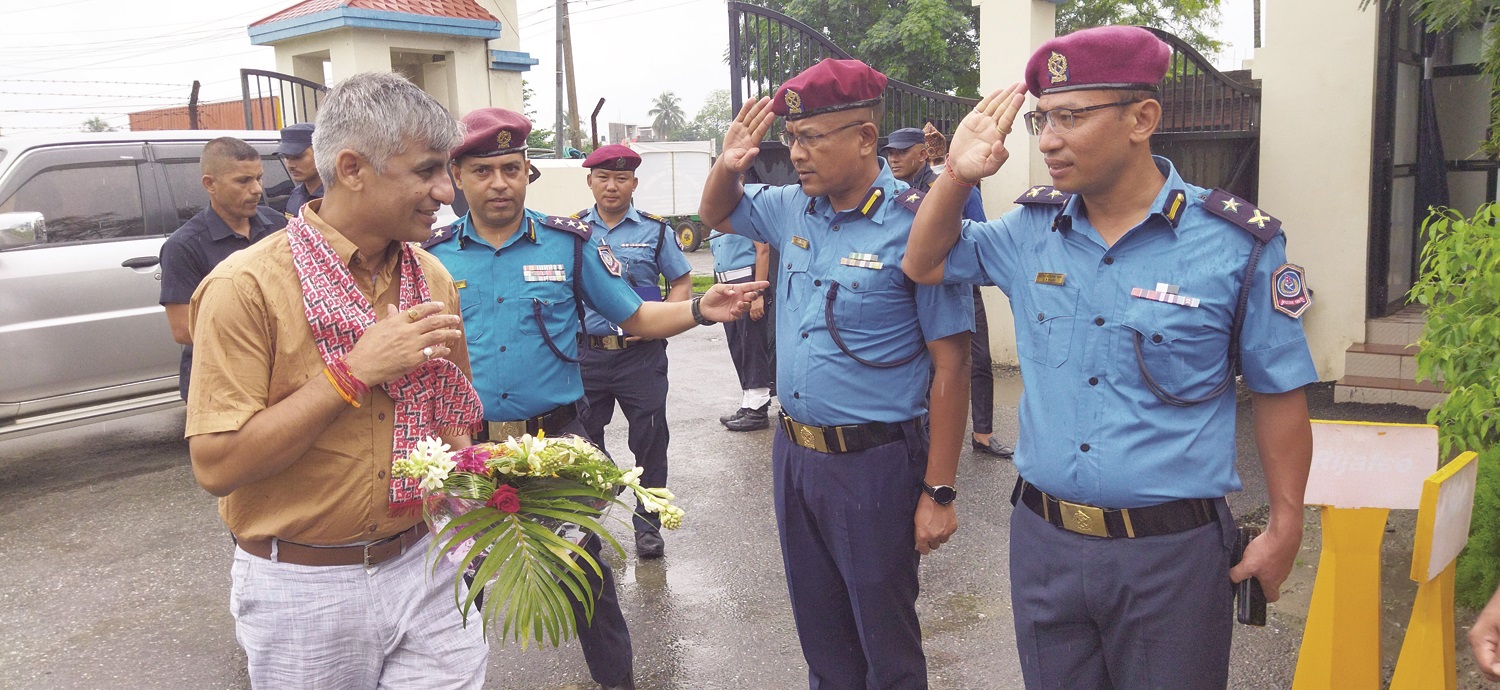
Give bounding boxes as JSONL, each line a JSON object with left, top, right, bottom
{"left": 1303, "top": 421, "right": 1439, "bottom": 510}
{"left": 1419, "top": 456, "right": 1478, "bottom": 582}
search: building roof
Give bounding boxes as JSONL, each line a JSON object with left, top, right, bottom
{"left": 251, "top": 0, "right": 497, "bottom": 27}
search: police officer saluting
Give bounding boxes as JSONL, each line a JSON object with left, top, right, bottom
{"left": 426, "top": 108, "right": 764, "bottom": 690}
{"left": 699, "top": 59, "right": 975, "bottom": 689}
{"left": 574, "top": 144, "right": 693, "bottom": 560}
{"left": 904, "top": 27, "right": 1317, "bottom": 688}
{"left": 278, "top": 122, "right": 323, "bottom": 215}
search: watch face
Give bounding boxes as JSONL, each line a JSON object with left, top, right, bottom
{"left": 928, "top": 484, "right": 956, "bottom": 505}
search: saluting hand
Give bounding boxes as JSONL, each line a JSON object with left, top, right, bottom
{"left": 698, "top": 281, "right": 771, "bottom": 322}
{"left": 947, "top": 82, "right": 1027, "bottom": 185}
{"left": 720, "top": 97, "right": 776, "bottom": 174}
{"left": 344, "top": 302, "right": 464, "bottom": 386}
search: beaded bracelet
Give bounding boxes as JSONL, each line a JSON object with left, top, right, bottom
{"left": 944, "top": 164, "right": 976, "bottom": 188}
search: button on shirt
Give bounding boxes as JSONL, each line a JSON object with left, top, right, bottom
{"left": 710, "top": 231, "right": 757, "bottom": 274}
{"left": 426, "top": 209, "right": 644, "bottom": 421}
{"left": 942, "top": 157, "right": 1317, "bottom": 508}
{"left": 159, "top": 205, "right": 287, "bottom": 398}
{"left": 576, "top": 205, "right": 691, "bottom": 336}
{"left": 726, "top": 161, "right": 973, "bottom": 426}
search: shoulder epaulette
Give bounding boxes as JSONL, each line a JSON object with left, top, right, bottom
{"left": 640, "top": 210, "right": 668, "bottom": 224}
{"left": 540, "top": 214, "right": 593, "bottom": 241}
{"left": 1015, "top": 185, "right": 1071, "bottom": 205}
{"left": 571, "top": 208, "right": 590, "bottom": 219}
{"left": 420, "top": 222, "right": 458, "bottom": 249}
{"left": 1204, "top": 189, "right": 1280, "bottom": 243}
{"left": 893, "top": 188, "right": 925, "bottom": 212}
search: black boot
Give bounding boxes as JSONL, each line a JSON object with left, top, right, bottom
{"left": 719, "top": 407, "right": 750, "bottom": 425}
{"left": 724, "top": 403, "right": 770, "bottom": 431}
{"left": 635, "top": 530, "right": 664, "bottom": 559}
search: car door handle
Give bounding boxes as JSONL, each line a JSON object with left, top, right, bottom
{"left": 122, "top": 256, "right": 160, "bottom": 269}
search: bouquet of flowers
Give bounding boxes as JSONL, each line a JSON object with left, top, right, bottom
{"left": 392, "top": 432, "right": 683, "bottom": 647}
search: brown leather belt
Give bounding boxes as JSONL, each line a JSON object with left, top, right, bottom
{"left": 474, "top": 401, "right": 579, "bottom": 442}
{"left": 1011, "top": 477, "right": 1218, "bottom": 539}
{"left": 779, "top": 412, "right": 907, "bottom": 454}
{"left": 585, "top": 334, "right": 636, "bottom": 350}
{"left": 236, "top": 522, "right": 429, "bottom": 567}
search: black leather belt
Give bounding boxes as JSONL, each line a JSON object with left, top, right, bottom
{"left": 1011, "top": 477, "right": 1218, "bottom": 539}
{"left": 585, "top": 334, "right": 636, "bottom": 350}
{"left": 779, "top": 412, "right": 907, "bottom": 454}
{"left": 474, "top": 402, "right": 579, "bottom": 442}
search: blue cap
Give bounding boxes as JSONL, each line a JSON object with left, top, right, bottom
{"left": 277, "top": 122, "right": 315, "bottom": 156}
{"left": 881, "top": 127, "right": 925, "bottom": 152}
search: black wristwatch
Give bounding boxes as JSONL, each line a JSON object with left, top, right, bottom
{"left": 690, "top": 295, "right": 714, "bottom": 326}
{"left": 923, "top": 483, "right": 957, "bottom": 505}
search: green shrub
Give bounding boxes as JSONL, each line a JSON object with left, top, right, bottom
{"left": 1410, "top": 202, "right": 1500, "bottom": 608}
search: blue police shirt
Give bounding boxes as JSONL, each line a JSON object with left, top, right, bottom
{"left": 286, "top": 182, "right": 324, "bottom": 217}
{"left": 159, "top": 204, "right": 286, "bottom": 398}
{"left": 726, "top": 160, "right": 974, "bottom": 426}
{"left": 425, "top": 209, "right": 644, "bottom": 421}
{"left": 942, "top": 156, "right": 1318, "bottom": 508}
{"left": 576, "top": 204, "right": 692, "bottom": 336}
{"left": 709, "top": 231, "right": 758, "bottom": 275}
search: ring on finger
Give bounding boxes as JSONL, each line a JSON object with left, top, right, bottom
{"left": 422, "top": 346, "right": 434, "bottom": 359}
{"left": 406, "top": 307, "right": 420, "bottom": 321}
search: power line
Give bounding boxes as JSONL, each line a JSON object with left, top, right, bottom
{"left": 0, "top": 79, "right": 190, "bottom": 87}
{"left": 1, "top": 90, "right": 188, "bottom": 99}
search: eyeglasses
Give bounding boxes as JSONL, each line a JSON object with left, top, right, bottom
{"left": 778, "top": 121, "right": 867, "bottom": 149}
{"left": 1022, "top": 99, "right": 1142, "bottom": 135}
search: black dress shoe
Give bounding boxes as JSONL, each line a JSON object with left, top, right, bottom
{"left": 720, "top": 407, "right": 750, "bottom": 425}
{"left": 724, "top": 403, "right": 769, "bottom": 431}
{"left": 972, "top": 437, "right": 1014, "bottom": 458}
{"left": 599, "top": 675, "right": 635, "bottom": 690}
{"left": 635, "top": 531, "right": 665, "bottom": 559}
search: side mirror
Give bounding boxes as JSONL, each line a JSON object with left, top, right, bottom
{"left": 0, "top": 211, "right": 45, "bottom": 250}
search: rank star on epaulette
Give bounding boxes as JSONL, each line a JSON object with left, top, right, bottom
{"left": 1016, "top": 186, "right": 1070, "bottom": 205}
{"left": 1204, "top": 189, "right": 1280, "bottom": 243}
{"left": 420, "top": 224, "right": 455, "bottom": 249}
{"left": 894, "top": 188, "right": 925, "bottom": 212}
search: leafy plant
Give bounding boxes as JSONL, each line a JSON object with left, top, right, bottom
{"left": 1409, "top": 202, "right": 1500, "bottom": 607}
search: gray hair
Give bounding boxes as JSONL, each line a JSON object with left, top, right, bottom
{"left": 312, "top": 72, "right": 463, "bottom": 187}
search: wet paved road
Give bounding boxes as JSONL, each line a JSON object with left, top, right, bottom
{"left": 0, "top": 249, "right": 1464, "bottom": 689}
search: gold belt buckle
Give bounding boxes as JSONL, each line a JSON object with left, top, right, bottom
{"left": 791, "top": 420, "right": 829, "bottom": 453}
{"left": 1057, "top": 499, "right": 1109, "bottom": 538}
{"left": 489, "top": 420, "right": 527, "bottom": 440}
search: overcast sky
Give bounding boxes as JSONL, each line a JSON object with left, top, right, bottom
{"left": 0, "top": 0, "right": 1255, "bottom": 137}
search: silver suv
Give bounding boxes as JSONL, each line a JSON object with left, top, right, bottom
{"left": 0, "top": 130, "right": 292, "bottom": 439}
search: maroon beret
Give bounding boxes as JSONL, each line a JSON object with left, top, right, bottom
{"left": 1025, "top": 26, "right": 1170, "bottom": 97}
{"left": 452, "top": 107, "right": 530, "bottom": 160}
{"left": 771, "top": 58, "right": 887, "bottom": 121}
{"left": 582, "top": 144, "right": 640, "bottom": 171}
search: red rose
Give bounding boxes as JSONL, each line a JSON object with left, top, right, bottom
{"left": 487, "top": 484, "right": 521, "bottom": 513}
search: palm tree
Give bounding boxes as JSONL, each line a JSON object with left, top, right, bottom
{"left": 648, "top": 91, "right": 686, "bottom": 141}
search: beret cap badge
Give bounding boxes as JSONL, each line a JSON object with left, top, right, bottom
{"left": 785, "top": 90, "right": 803, "bottom": 115}
{"left": 1048, "top": 51, "right": 1069, "bottom": 84}
{"left": 496, "top": 130, "right": 512, "bottom": 148}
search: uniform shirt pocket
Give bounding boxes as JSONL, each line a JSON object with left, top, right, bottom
{"left": 1120, "top": 298, "right": 1225, "bottom": 392}
{"left": 517, "top": 280, "right": 577, "bottom": 337}
{"left": 782, "top": 246, "right": 812, "bottom": 313}
{"left": 1018, "top": 282, "right": 1080, "bottom": 368}
{"left": 456, "top": 280, "right": 487, "bottom": 337}
{"left": 829, "top": 264, "right": 908, "bottom": 331}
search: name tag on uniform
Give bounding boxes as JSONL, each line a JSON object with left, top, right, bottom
{"left": 791, "top": 236, "right": 810, "bottom": 249}
{"left": 454, "top": 279, "right": 467, "bottom": 289}
{"left": 523, "top": 264, "right": 566, "bottom": 282}
{"left": 1131, "top": 283, "right": 1200, "bottom": 308}
{"left": 1035, "top": 272, "right": 1066, "bottom": 286}
{"left": 839, "top": 252, "right": 883, "bottom": 270}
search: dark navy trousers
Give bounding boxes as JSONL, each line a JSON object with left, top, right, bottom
{"left": 580, "top": 339, "right": 671, "bottom": 535}
{"left": 773, "top": 420, "right": 930, "bottom": 690}
{"left": 1008, "top": 496, "right": 1237, "bottom": 689}
{"left": 722, "top": 276, "right": 775, "bottom": 391}
{"left": 553, "top": 415, "right": 634, "bottom": 687}
{"left": 970, "top": 286, "right": 993, "bottom": 435}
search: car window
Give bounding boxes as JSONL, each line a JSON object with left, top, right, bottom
{"left": 162, "top": 154, "right": 293, "bottom": 224}
{"left": 0, "top": 162, "right": 145, "bottom": 244}
{"left": 262, "top": 154, "right": 292, "bottom": 214}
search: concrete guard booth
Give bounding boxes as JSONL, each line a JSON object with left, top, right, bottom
{"left": 971, "top": 1, "right": 1496, "bottom": 410}
{"left": 246, "top": 0, "right": 537, "bottom": 120}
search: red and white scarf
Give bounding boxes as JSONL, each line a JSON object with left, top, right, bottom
{"left": 286, "top": 216, "right": 483, "bottom": 516}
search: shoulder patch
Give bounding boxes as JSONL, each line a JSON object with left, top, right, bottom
{"left": 1016, "top": 185, "right": 1071, "bottom": 205}
{"left": 421, "top": 223, "right": 458, "bottom": 250}
{"left": 1271, "top": 263, "right": 1311, "bottom": 318}
{"left": 540, "top": 214, "right": 593, "bottom": 241}
{"left": 894, "top": 188, "right": 925, "bottom": 212}
{"left": 1204, "top": 189, "right": 1280, "bottom": 243}
{"left": 597, "top": 245, "right": 623, "bottom": 276}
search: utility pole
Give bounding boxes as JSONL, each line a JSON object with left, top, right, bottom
{"left": 188, "top": 80, "right": 201, "bottom": 130}
{"left": 561, "top": 0, "right": 581, "bottom": 151}
{"left": 554, "top": 0, "right": 565, "bottom": 157}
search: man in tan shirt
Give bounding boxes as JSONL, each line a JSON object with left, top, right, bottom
{"left": 185, "top": 72, "right": 487, "bottom": 688}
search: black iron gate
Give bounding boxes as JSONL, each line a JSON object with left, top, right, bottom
{"left": 727, "top": 2, "right": 979, "bottom": 185}
{"left": 1142, "top": 27, "right": 1261, "bottom": 204}
{"left": 240, "top": 69, "right": 327, "bottom": 130}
